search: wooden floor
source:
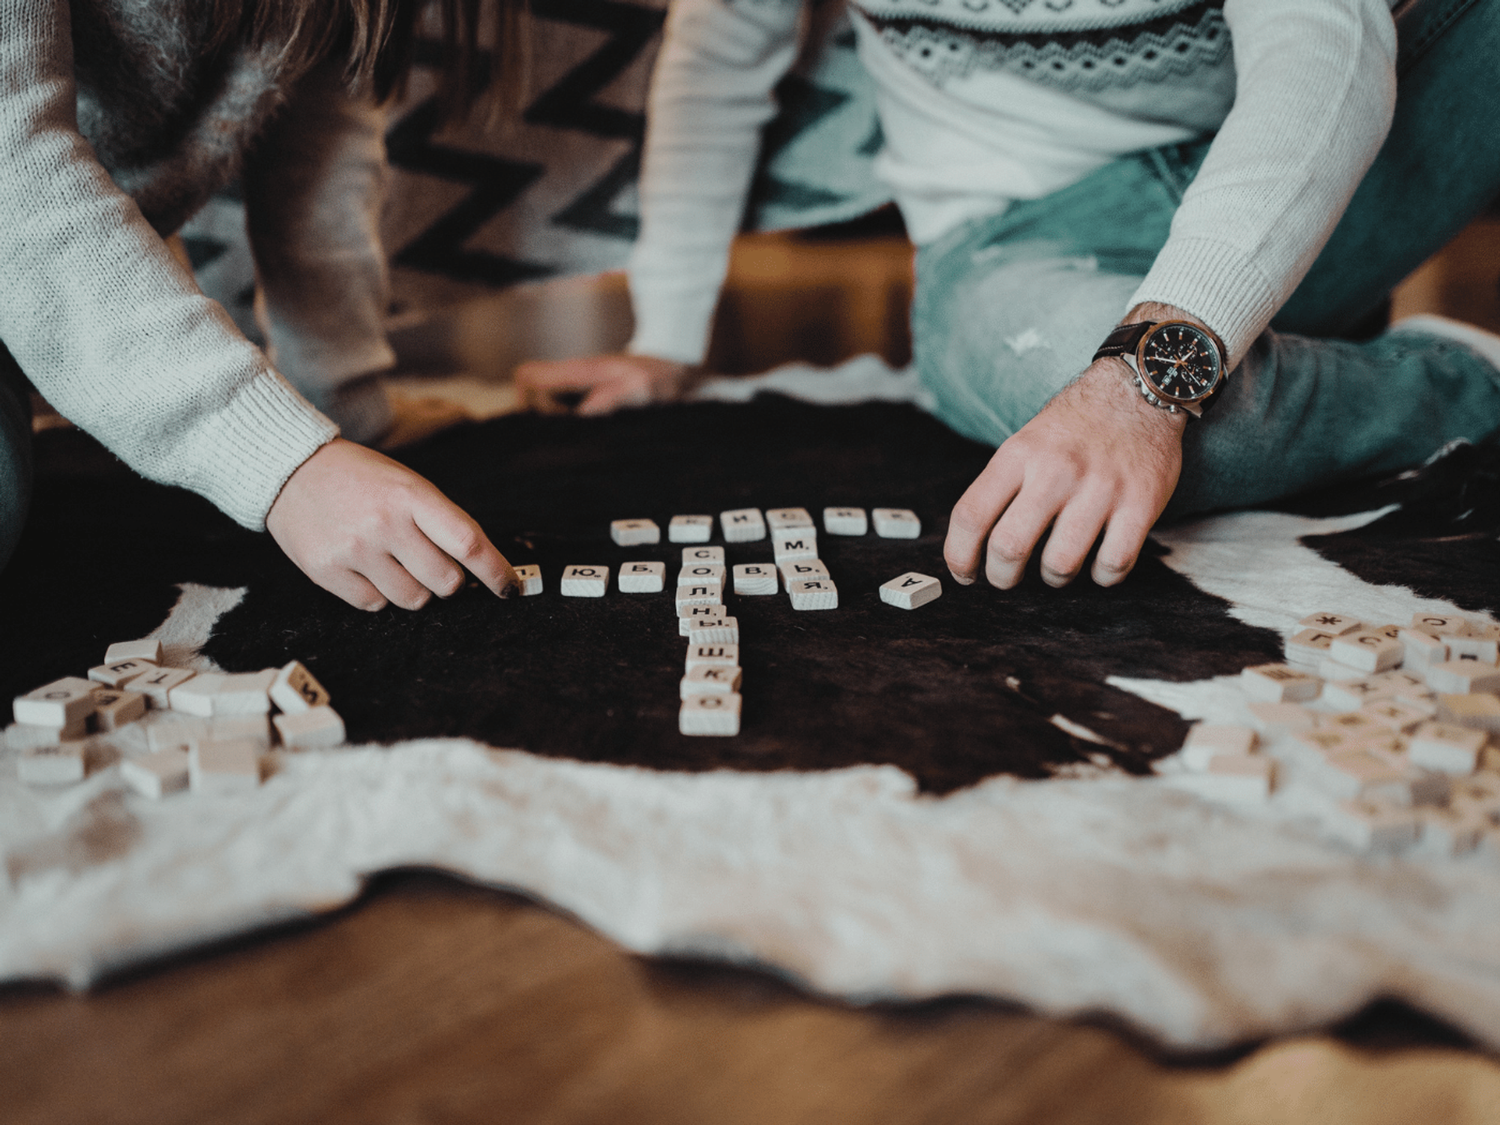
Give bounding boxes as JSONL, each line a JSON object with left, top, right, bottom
{"left": 2, "top": 871, "right": 1498, "bottom": 1125}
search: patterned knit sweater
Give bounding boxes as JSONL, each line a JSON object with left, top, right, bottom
{"left": 1, "top": 0, "right": 396, "bottom": 530}
{"left": 628, "top": 0, "right": 1400, "bottom": 370}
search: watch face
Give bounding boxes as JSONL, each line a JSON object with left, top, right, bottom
{"left": 1137, "top": 322, "right": 1223, "bottom": 404}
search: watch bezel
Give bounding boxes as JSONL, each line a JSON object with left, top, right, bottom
{"left": 1132, "top": 319, "right": 1226, "bottom": 408}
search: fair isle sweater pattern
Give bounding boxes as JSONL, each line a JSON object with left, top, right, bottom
{"left": 849, "top": 0, "right": 1229, "bottom": 89}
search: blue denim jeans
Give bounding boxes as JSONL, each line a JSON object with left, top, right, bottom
{"left": 914, "top": 0, "right": 1500, "bottom": 516}
{"left": 0, "top": 345, "right": 32, "bottom": 575}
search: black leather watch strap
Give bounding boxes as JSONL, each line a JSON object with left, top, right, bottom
{"left": 1091, "top": 321, "right": 1156, "bottom": 363}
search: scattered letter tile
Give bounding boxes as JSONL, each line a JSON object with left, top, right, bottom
{"left": 560, "top": 565, "right": 610, "bottom": 598}
{"left": 610, "top": 518, "right": 660, "bottom": 547}
{"left": 668, "top": 515, "right": 714, "bottom": 543}
{"left": 732, "top": 563, "right": 779, "bottom": 596}
{"left": 121, "top": 748, "right": 191, "bottom": 799}
{"left": 270, "top": 661, "right": 331, "bottom": 714}
{"left": 720, "top": 508, "right": 766, "bottom": 543}
{"left": 823, "top": 507, "right": 868, "bottom": 536}
{"left": 618, "top": 561, "right": 666, "bottom": 593}
{"left": 879, "top": 572, "right": 942, "bottom": 610}
{"left": 680, "top": 693, "right": 742, "bottom": 736}
{"left": 788, "top": 579, "right": 838, "bottom": 611}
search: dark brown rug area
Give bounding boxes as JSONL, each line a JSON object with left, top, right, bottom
{"left": 6, "top": 396, "right": 1498, "bottom": 794}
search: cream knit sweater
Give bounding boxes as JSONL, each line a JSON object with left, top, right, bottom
{"left": 1, "top": 0, "right": 398, "bottom": 530}
{"left": 629, "top": 0, "right": 1400, "bottom": 371}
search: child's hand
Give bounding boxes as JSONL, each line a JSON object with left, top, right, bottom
{"left": 514, "top": 353, "right": 695, "bottom": 415}
{"left": 267, "top": 439, "right": 518, "bottom": 611}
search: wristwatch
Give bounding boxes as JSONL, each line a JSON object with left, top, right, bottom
{"left": 1091, "top": 319, "right": 1228, "bottom": 419}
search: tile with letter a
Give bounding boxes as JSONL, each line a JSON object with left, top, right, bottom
{"left": 121, "top": 748, "right": 191, "bottom": 799}
{"left": 772, "top": 531, "right": 818, "bottom": 563}
{"left": 879, "top": 572, "right": 942, "bottom": 610}
{"left": 669, "top": 515, "right": 714, "bottom": 543}
{"left": 680, "top": 693, "right": 742, "bottom": 736}
{"left": 733, "top": 563, "right": 779, "bottom": 596}
{"left": 720, "top": 508, "right": 766, "bottom": 543}
{"left": 823, "top": 507, "right": 868, "bottom": 536}
{"left": 680, "top": 665, "right": 743, "bottom": 698}
{"left": 682, "top": 546, "right": 725, "bottom": 566}
{"left": 270, "top": 660, "right": 331, "bottom": 714}
{"left": 618, "top": 561, "right": 666, "bottom": 593}
{"left": 872, "top": 508, "right": 920, "bottom": 539}
{"left": 789, "top": 579, "right": 838, "bottom": 611}
{"left": 610, "top": 518, "right": 660, "bottom": 547}
{"left": 13, "top": 676, "right": 98, "bottom": 728}
{"left": 104, "top": 638, "right": 162, "bottom": 665}
{"left": 766, "top": 507, "right": 814, "bottom": 531}
{"left": 685, "top": 643, "right": 739, "bottom": 672}
{"left": 513, "top": 564, "right": 544, "bottom": 596}
{"left": 560, "top": 565, "right": 610, "bottom": 598}
{"left": 677, "top": 563, "right": 726, "bottom": 587}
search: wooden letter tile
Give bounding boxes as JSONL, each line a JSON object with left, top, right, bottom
{"left": 1240, "top": 663, "right": 1321, "bottom": 703}
{"left": 1360, "top": 697, "right": 1436, "bottom": 733}
{"left": 212, "top": 669, "right": 277, "bottom": 716}
{"left": 5, "top": 720, "right": 84, "bottom": 751}
{"left": 1446, "top": 635, "right": 1500, "bottom": 664}
{"left": 679, "top": 693, "right": 742, "bottom": 736}
{"left": 1325, "top": 798, "right": 1420, "bottom": 852}
{"left": 88, "top": 659, "right": 157, "bottom": 689}
{"left": 1436, "top": 692, "right": 1500, "bottom": 734}
{"left": 680, "top": 665, "right": 743, "bottom": 698}
{"left": 132, "top": 666, "right": 196, "bottom": 709}
{"left": 688, "top": 616, "right": 739, "bottom": 645}
{"left": 685, "top": 643, "right": 739, "bottom": 672}
{"left": 677, "top": 563, "right": 726, "bottom": 587}
{"left": 788, "top": 579, "right": 838, "bottom": 611}
{"left": 1398, "top": 628, "right": 1448, "bottom": 668}
{"left": 1410, "top": 613, "right": 1469, "bottom": 638}
{"left": 560, "top": 565, "right": 610, "bottom": 597}
{"left": 212, "top": 714, "right": 273, "bottom": 748}
{"left": 766, "top": 507, "right": 814, "bottom": 530}
{"left": 1425, "top": 659, "right": 1500, "bottom": 695}
{"left": 13, "top": 676, "right": 99, "bottom": 728}
{"left": 681, "top": 546, "right": 726, "bottom": 566}
{"left": 18, "top": 741, "right": 87, "bottom": 785}
{"left": 90, "top": 689, "right": 147, "bottom": 732}
{"left": 1297, "top": 612, "right": 1362, "bottom": 636}
{"left": 273, "top": 705, "right": 346, "bottom": 751}
{"left": 618, "top": 561, "right": 666, "bottom": 593}
{"left": 610, "top": 518, "right": 660, "bottom": 546}
{"left": 144, "top": 712, "right": 210, "bottom": 751}
{"left": 1181, "top": 723, "right": 1256, "bottom": 770}
{"left": 1407, "top": 721, "right": 1487, "bottom": 775}
{"left": 1245, "top": 701, "right": 1318, "bottom": 734}
{"left": 779, "top": 559, "right": 830, "bottom": 583}
{"left": 772, "top": 530, "right": 818, "bottom": 563}
{"left": 732, "top": 563, "right": 779, "bottom": 596}
{"left": 1319, "top": 677, "right": 1393, "bottom": 711}
{"left": 1284, "top": 628, "right": 1337, "bottom": 668}
{"left": 104, "top": 638, "right": 163, "bottom": 665}
{"left": 720, "top": 508, "right": 766, "bottom": 543}
{"left": 879, "top": 572, "right": 942, "bottom": 610}
{"left": 269, "top": 661, "right": 331, "bottom": 714}
{"left": 189, "top": 739, "right": 262, "bottom": 793}
{"left": 823, "top": 507, "right": 868, "bottom": 536}
{"left": 668, "top": 515, "right": 714, "bottom": 543}
{"left": 674, "top": 583, "right": 722, "bottom": 610}
{"left": 513, "top": 564, "right": 544, "bottom": 596}
{"left": 1329, "top": 630, "right": 1404, "bottom": 674}
{"left": 678, "top": 605, "right": 726, "bottom": 636}
{"left": 872, "top": 508, "right": 920, "bottom": 539}
{"left": 120, "top": 748, "right": 191, "bottom": 799}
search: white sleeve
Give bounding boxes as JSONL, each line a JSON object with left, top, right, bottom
{"left": 626, "top": 0, "right": 806, "bottom": 365}
{"left": 0, "top": 0, "right": 337, "bottom": 531}
{"left": 1129, "top": 0, "right": 1397, "bottom": 368}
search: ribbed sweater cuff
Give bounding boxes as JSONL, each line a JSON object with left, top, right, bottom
{"left": 1129, "top": 236, "right": 1283, "bottom": 370}
{"left": 179, "top": 371, "right": 339, "bottom": 531}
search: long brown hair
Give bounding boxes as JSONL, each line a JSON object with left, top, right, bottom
{"left": 224, "top": 0, "right": 525, "bottom": 120}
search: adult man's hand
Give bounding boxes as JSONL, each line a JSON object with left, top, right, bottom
{"left": 514, "top": 353, "right": 696, "bottom": 415}
{"left": 944, "top": 304, "right": 1204, "bottom": 590}
{"left": 267, "top": 439, "right": 518, "bottom": 611}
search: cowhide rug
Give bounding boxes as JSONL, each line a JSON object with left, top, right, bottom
{"left": 3, "top": 361, "right": 1499, "bottom": 1051}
